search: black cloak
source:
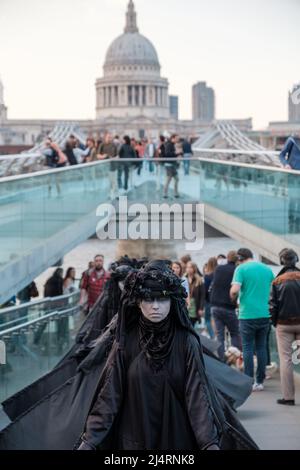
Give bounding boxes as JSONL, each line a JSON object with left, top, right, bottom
{"left": 0, "top": 262, "right": 257, "bottom": 450}
{"left": 77, "top": 262, "right": 258, "bottom": 451}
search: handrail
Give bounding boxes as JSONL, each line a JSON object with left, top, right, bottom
{"left": 0, "top": 148, "right": 279, "bottom": 161}
{"left": 1, "top": 154, "right": 300, "bottom": 183}
{"left": 0, "top": 153, "right": 41, "bottom": 162}
{"left": 192, "top": 148, "right": 280, "bottom": 156}
{"left": 0, "top": 291, "right": 80, "bottom": 317}
{"left": 194, "top": 156, "right": 300, "bottom": 175}
{"left": 0, "top": 306, "right": 79, "bottom": 338}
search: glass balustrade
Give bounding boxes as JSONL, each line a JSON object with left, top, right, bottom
{"left": 1, "top": 156, "right": 300, "bottom": 398}
{"left": 0, "top": 291, "right": 80, "bottom": 333}
{"left": 197, "top": 159, "right": 300, "bottom": 244}
{"left": 0, "top": 301, "right": 83, "bottom": 402}
{"left": 1, "top": 158, "right": 299, "bottom": 276}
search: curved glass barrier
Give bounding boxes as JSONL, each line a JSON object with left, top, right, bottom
{"left": 0, "top": 302, "right": 83, "bottom": 402}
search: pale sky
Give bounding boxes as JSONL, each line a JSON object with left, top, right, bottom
{"left": 0, "top": 0, "right": 299, "bottom": 129}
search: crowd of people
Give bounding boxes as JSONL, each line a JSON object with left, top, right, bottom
{"left": 1, "top": 247, "right": 300, "bottom": 450}
{"left": 0, "top": 256, "right": 259, "bottom": 450}
{"left": 37, "top": 245, "right": 300, "bottom": 408}
{"left": 42, "top": 133, "right": 194, "bottom": 199}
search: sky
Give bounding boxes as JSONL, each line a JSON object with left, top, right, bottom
{"left": 0, "top": 0, "right": 299, "bottom": 129}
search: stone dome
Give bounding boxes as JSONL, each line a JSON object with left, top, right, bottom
{"left": 104, "top": 1, "right": 160, "bottom": 69}
{"left": 104, "top": 32, "right": 160, "bottom": 68}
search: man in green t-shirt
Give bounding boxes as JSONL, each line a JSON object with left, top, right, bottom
{"left": 230, "top": 248, "right": 275, "bottom": 392}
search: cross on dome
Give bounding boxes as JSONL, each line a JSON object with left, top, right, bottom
{"left": 124, "top": 0, "right": 139, "bottom": 33}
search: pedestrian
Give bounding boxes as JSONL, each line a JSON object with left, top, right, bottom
{"left": 97, "top": 133, "right": 119, "bottom": 199}
{"left": 270, "top": 248, "right": 300, "bottom": 406}
{"left": 43, "top": 137, "right": 66, "bottom": 196}
{"left": 17, "top": 282, "right": 39, "bottom": 305}
{"left": 118, "top": 135, "right": 136, "bottom": 193}
{"left": 163, "top": 134, "right": 180, "bottom": 199}
{"left": 144, "top": 138, "right": 156, "bottom": 173}
{"left": 182, "top": 137, "right": 193, "bottom": 175}
{"left": 203, "top": 257, "right": 217, "bottom": 339}
{"left": 230, "top": 248, "right": 275, "bottom": 391}
{"left": 171, "top": 261, "right": 189, "bottom": 297}
{"left": 82, "top": 138, "right": 97, "bottom": 163}
{"left": 44, "top": 268, "right": 64, "bottom": 298}
{"left": 33, "top": 268, "right": 64, "bottom": 347}
{"left": 135, "top": 140, "right": 144, "bottom": 176}
{"left": 217, "top": 254, "right": 227, "bottom": 266}
{"left": 80, "top": 255, "right": 109, "bottom": 315}
{"left": 156, "top": 135, "right": 166, "bottom": 190}
{"left": 186, "top": 261, "right": 205, "bottom": 326}
{"left": 79, "top": 261, "right": 95, "bottom": 289}
{"left": 63, "top": 267, "right": 77, "bottom": 295}
{"left": 210, "top": 251, "right": 242, "bottom": 360}
{"left": 63, "top": 135, "right": 78, "bottom": 166}
{"left": 180, "top": 254, "right": 192, "bottom": 276}
{"left": 279, "top": 134, "right": 300, "bottom": 170}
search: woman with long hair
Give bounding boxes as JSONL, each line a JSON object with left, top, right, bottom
{"left": 171, "top": 261, "right": 189, "bottom": 298}
{"left": 63, "top": 267, "right": 76, "bottom": 295}
{"left": 204, "top": 257, "right": 218, "bottom": 339}
{"left": 186, "top": 261, "right": 205, "bottom": 326}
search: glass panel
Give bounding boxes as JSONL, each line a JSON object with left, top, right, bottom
{"left": 1, "top": 158, "right": 300, "bottom": 291}
{"left": 197, "top": 159, "right": 300, "bottom": 245}
{"left": 0, "top": 162, "right": 110, "bottom": 271}
{"left": 0, "top": 306, "right": 82, "bottom": 402}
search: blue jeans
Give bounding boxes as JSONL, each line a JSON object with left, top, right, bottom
{"left": 148, "top": 161, "right": 154, "bottom": 173}
{"left": 183, "top": 153, "right": 191, "bottom": 175}
{"left": 211, "top": 306, "right": 241, "bottom": 361}
{"left": 239, "top": 318, "right": 270, "bottom": 384}
{"left": 204, "top": 303, "right": 215, "bottom": 339}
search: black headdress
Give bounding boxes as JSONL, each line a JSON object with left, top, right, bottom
{"left": 77, "top": 259, "right": 138, "bottom": 346}
{"left": 116, "top": 260, "right": 197, "bottom": 371}
{"left": 122, "top": 260, "right": 187, "bottom": 303}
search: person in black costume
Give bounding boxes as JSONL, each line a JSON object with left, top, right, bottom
{"left": 0, "top": 258, "right": 141, "bottom": 425}
{"left": 76, "top": 262, "right": 137, "bottom": 346}
{"left": 0, "top": 261, "right": 255, "bottom": 450}
{"left": 78, "top": 261, "right": 258, "bottom": 451}
{"left": 74, "top": 256, "right": 148, "bottom": 348}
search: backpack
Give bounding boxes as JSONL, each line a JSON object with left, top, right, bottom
{"left": 46, "top": 149, "right": 59, "bottom": 168}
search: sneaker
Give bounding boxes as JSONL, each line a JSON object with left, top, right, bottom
{"left": 252, "top": 383, "right": 264, "bottom": 392}
{"left": 277, "top": 398, "right": 295, "bottom": 406}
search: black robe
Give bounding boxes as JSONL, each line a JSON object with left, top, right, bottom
{"left": 0, "top": 317, "right": 257, "bottom": 450}
{"left": 81, "top": 327, "right": 217, "bottom": 450}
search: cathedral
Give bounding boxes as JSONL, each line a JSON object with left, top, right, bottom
{"left": 0, "top": 1, "right": 252, "bottom": 148}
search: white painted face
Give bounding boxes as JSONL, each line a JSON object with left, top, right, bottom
{"left": 140, "top": 298, "right": 171, "bottom": 323}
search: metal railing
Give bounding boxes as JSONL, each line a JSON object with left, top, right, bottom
{"left": 0, "top": 292, "right": 82, "bottom": 402}
{"left": 0, "top": 291, "right": 80, "bottom": 334}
